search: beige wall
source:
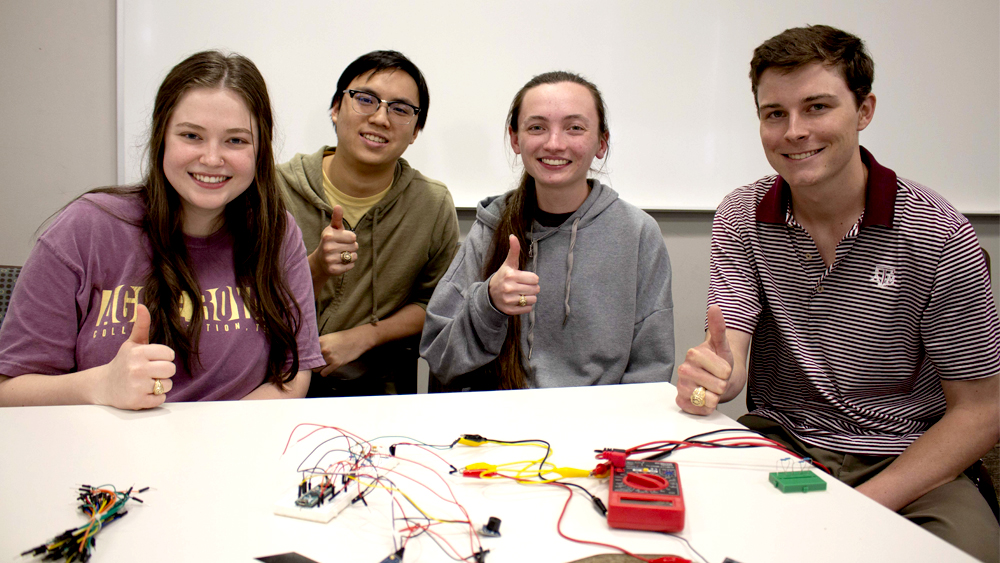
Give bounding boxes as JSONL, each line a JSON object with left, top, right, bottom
{"left": 0, "top": 0, "right": 117, "bottom": 266}
{"left": 3, "top": 1, "right": 998, "bottom": 419}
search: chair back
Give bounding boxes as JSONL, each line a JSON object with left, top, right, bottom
{"left": 0, "top": 265, "right": 22, "bottom": 328}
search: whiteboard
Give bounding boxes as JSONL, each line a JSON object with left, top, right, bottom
{"left": 118, "top": 0, "right": 999, "bottom": 212}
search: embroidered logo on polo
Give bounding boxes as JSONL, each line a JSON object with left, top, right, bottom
{"left": 869, "top": 265, "right": 897, "bottom": 289}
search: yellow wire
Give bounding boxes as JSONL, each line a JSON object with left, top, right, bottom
{"left": 483, "top": 440, "right": 548, "bottom": 449}
{"left": 469, "top": 460, "right": 593, "bottom": 482}
{"left": 460, "top": 440, "right": 594, "bottom": 483}
{"left": 342, "top": 474, "right": 456, "bottom": 525}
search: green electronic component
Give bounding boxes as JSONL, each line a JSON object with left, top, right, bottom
{"left": 768, "top": 470, "right": 827, "bottom": 493}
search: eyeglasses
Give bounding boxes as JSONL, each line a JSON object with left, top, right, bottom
{"left": 343, "top": 89, "right": 421, "bottom": 125}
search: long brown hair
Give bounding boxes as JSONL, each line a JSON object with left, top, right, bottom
{"left": 478, "top": 71, "right": 609, "bottom": 390}
{"left": 95, "top": 51, "right": 299, "bottom": 387}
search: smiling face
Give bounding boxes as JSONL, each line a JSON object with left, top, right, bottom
{"left": 509, "top": 82, "right": 608, "bottom": 197}
{"left": 331, "top": 69, "right": 421, "bottom": 170}
{"left": 163, "top": 87, "right": 258, "bottom": 236}
{"left": 757, "top": 62, "right": 875, "bottom": 193}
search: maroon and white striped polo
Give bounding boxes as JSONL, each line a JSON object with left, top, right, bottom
{"left": 708, "top": 147, "right": 1000, "bottom": 455}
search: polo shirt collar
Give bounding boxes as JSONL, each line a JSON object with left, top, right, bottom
{"left": 756, "top": 146, "right": 898, "bottom": 228}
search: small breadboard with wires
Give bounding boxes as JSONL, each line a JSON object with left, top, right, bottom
{"left": 768, "top": 458, "right": 827, "bottom": 493}
{"left": 273, "top": 457, "right": 399, "bottom": 523}
{"left": 276, "top": 425, "right": 492, "bottom": 563}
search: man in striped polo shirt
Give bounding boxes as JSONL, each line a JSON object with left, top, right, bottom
{"left": 677, "top": 25, "right": 999, "bottom": 560}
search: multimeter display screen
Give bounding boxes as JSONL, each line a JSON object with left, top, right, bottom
{"left": 619, "top": 498, "right": 675, "bottom": 506}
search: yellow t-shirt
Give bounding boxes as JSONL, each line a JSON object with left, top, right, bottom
{"left": 321, "top": 155, "right": 391, "bottom": 228}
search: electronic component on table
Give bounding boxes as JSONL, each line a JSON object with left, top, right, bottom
{"left": 478, "top": 516, "right": 502, "bottom": 537}
{"left": 274, "top": 458, "right": 399, "bottom": 523}
{"left": 607, "top": 460, "right": 685, "bottom": 533}
{"left": 22, "top": 484, "right": 146, "bottom": 562}
{"left": 294, "top": 480, "right": 338, "bottom": 508}
{"left": 768, "top": 457, "right": 827, "bottom": 493}
{"left": 768, "top": 470, "right": 827, "bottom": 493}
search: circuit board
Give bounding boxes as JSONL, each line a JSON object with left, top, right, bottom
{"left": 274, "top": 457, "right": 399, "bottom": 523}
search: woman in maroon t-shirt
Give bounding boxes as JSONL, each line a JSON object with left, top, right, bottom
{"left": 0, "top": 51, "right": 323, "bottom": 409}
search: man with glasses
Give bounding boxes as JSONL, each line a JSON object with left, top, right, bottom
{"left": 278, "top": 50, "right": 459, "bottom": 396}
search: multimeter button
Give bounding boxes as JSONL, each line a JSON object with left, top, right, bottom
{"left": 623, "top": 472, "right": 668, "bottom": 490}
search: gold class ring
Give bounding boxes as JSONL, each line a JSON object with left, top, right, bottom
{"left": 690, "top": 386, "right": 707, "bottom": 407}
{"left": 152, "top": 379, "right": 165, "bottom": 396}
{"left": 518, "top": 295, "right": 527, "bottom": 307}
{"left": 340, "top": 251, "right": 353, "bottom": 264}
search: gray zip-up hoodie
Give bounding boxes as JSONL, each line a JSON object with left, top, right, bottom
{"left": 420, "top": 181, "right": 675, "bottom": 388}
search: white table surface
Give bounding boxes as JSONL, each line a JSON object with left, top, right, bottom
{"left": 0, "top": 382, "right": 976, "bottom": 563}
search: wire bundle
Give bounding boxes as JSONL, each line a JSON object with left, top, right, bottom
{"left": 21, "top": 484, "right": 146, "bottom": 562}
{"left": 282, "top": 424, "right": 488, "bottom": 562}
{"left": 449, "top": 435, "right": 697, "bottom": 562}
{"left": 282, "top": 428, "right": 792, "bottom": 563}
{"left": 626, "top": 428, "right": 832, "bottom": 474}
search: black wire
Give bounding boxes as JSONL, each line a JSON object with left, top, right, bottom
{"left": 417, "top": 530, "right": 468, "bottom": 562}
{"left": 662, "top": 532, "right": 709, "bottom": 563}
{"left": 387, "top": 441, "right": 460, "bottom": 473}
{"left": 297, "top": 448, "right": 355, "bottom": 476}
{"left": 637, "top": 428, "right": 775, "bottom": 460}
{"left": 353, "top": 473, "right": 385, "bottom": 504}
{"left": 467, "top": 435, "right": 556, "bottom": 482}
{"left": 394, "top": 520, "right": 476, "bottom": 563}
{"left": 561, "top": 481, "right": 600, "bottom": 503}
{"left": 297, "top": 434, "right": 389, "bottom": 480}
{"left": 367, "top": 474, "right": 475, "bottom": 530}
{"left": 393, "top": 514, "right": 431, "bottom": 550}
{"left": 478, "top": 437, "right": 598, "bottom": 503}
{"left": 294, "top": 432, "right": 481, "bottom": 560}
{"left": 297, "top": 436, "right": 366, "bottom": 472}
{"left": 394, "top": 514, "right": 486, "bottom": 563}
{"left": 474, "top": 438, "right": 552, "bottom": 477}
{"left": 372, "top": 435, "right": 457, "bottom": 450}
{"left": 487, "top": 438, "right": 552, "bottom": 447}
{"left": 634, "top": 428, "right": 759, "bottom": 452}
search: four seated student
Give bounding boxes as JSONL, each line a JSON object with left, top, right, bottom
{"left": 0, "top": 51, "right": 324, "bottom": 409}
{"left": 674, "top": 25, "right": 1000, "bottom": 561}
{"left": 419, "top": 72, "right": 675, "bottom": 390}
{"left": 277, "top": 50, "right": 459, "bottom": 397}
{"left": 1, "top": 30, "right": 996, "bottom": 557}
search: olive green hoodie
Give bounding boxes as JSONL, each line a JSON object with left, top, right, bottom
{"left": 276, "top": 146, "right": 459, "bottom": 338}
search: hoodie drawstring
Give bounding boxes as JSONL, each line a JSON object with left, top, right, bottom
{"left": 527, "top": 230, "right": 538, "bottom": 360}
{"left": 563, "top": 217, "right": 579, "bottom": 326}
{"left": 369, "top": 208, "right": 380, "bottom": 325}
{"left": 526, "top": 216, "right": 579, "bottom": 354}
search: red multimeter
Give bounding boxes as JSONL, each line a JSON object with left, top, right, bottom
{"left": 607, "top": 459, "right": 685, "bottom": 532}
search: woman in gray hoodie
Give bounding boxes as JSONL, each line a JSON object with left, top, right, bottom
{"left": 420, "top": 71, "right": 674, "bottom": 390}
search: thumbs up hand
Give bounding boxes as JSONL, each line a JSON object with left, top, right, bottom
{"left": 488, "top": 234, "right": 540, "bottom": 316}
{"left": 676, "top": 305, "right": 734, "bottom": 415}
{"left": 310, "top": 205, "right": 359, "bottom": 278}
{"left": 97, "top": 304, "right": 177, "bottom": 410}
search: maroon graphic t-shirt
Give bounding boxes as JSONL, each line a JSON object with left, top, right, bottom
{"left": 0, "top": 193, "right": 323, "bottom": 401}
